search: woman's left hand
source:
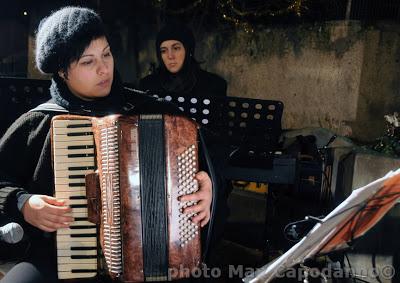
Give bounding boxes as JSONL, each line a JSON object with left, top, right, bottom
{"left": 179, "top": 171, "right": 212, "bottom": 227}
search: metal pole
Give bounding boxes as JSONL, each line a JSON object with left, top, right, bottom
{"left": 345, "top": 0, "right": 353, "bottom": 21}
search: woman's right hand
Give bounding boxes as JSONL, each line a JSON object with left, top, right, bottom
{"left": 21, "top": 195, "right": 74, "bottom": 232}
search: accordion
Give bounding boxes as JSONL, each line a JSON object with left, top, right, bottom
{"left": 51, "top": 114, "right": 201, "bottom": 282}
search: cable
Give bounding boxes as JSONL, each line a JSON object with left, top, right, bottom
{"left": 371, "top": 252, "right": 383, "bottom": 283}
{"left": 344, "top": 253, "right": 357, "bottom": 283}
{"left": 344, "top": 252, "right": 372, "bottom": 283}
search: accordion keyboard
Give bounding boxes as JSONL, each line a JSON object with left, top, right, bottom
{"left": 52, "top": 119, "right": 98, "bottom": 279}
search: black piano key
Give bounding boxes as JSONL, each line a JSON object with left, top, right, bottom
{"left": 70, "top": 204, "right": 87, "bottom": 209}
{"left": 69, "top": 183, "right": 86, "bottom": 187}
{"left": 68, "top": 166, "right": 95, "bottom": 171}
{"left": 67, "top": 145, "right": 94, "bottom": 150}
{"left": 71, "top": 246, "right": 97, "bottom": 251}
{"left": 69, "top": 196, "right": 86, "bottom": 200}
{"left": 67, "top": 123, "right": 92, "bottom": 128}
{"left": 70, "top": 225, "right": 96, "bottom": 229}
{"left": 71, "top": 233, "right": 97, "bottom": 238}
{"left": 69, "top": 174, "right": 86, "bottom": 179}
{"left": 67, "top": 132, "right": 93, "bottom": 137}
{"left": 71, "top": 269, "right": 98, "bottom": 273}
{"left": 68, "top": 153, "right": 95, "bottom": 158}
{"left": 74, "top": 217, "right": 88, "bottom": 221}
{"left": 71, "top": 255, "right": 97, "bottom": 259}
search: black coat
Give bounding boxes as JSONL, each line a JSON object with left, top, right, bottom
{"left": 139, "top": 69, "right": 227, "bottom": 98}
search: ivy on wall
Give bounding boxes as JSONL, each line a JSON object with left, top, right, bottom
{"left": 373, "top": 113, "right": 400, "bottom": 157}
{"left": 151, "top": 0, "right": 348, "bottom": 32}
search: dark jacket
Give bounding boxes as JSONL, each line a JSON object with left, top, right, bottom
{"left": 139, "top": 69, "right": 227, "bottom": 98}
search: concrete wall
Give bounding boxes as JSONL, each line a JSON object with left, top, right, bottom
{"left": 204, "top": 21, "right": 400, "bottom": 142}
{"left": 138, "top": 21, "right": 400, "bottom": 142}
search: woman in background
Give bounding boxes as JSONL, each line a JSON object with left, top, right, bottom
{"left": 139, "top": 22, "right": 227, "bottom": 99}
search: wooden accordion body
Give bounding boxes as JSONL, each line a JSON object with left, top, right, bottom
{"left": 51, "top": 114, "right": 201, "bottom": 282}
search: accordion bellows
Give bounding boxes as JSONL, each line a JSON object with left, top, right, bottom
{"left": 52, "top": 114, "right": 201, "bottom": 282}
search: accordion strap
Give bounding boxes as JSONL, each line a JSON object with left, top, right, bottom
{"left": 29, "top": 102, "right": 68, "bottom": 113}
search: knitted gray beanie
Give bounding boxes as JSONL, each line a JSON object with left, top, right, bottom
{"left": 35, "top": 6, "right": 104, "bottom": 74}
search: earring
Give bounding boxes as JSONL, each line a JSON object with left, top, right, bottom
{"left": 60, "top": 72, "right": 67, "bottom": 80}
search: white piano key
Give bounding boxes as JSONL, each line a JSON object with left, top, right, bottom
{"left": 55, "top": 169, "right": 94, "bottom": 178}
{"left": 65, "top": 211, "right": 88, "bottom": 219}
{"left": 57, "top": 241, "right": 97, "bottom": 250}
{"left": 53, "top": 155, "right": 95, "bottom": 164}
{"left": 55, "top": 187, "right": 86, "bottom": 193}
{"left": 53, "top": 147, "right": 94, "bottom": 156}
{"left": 57, "top": 264, "right": 97, "bottom": 273}
{"left": 55, "top": 190, "right": 87, "bottom": 199}
{"left": 58, "top": 227, "right": 96, "bottom": 235}
{"left": 53, "top": 126, "right": 93, "bottom": 134}
{"left": 53, "top": 140, "right": 94, "bottom": 149}
{"left": 52, "top": 119, "right": 91, "bottom": 127}
{"left": 70, "top": 220, "right": 96, "bottom": 226}
{"left": 57, "top": 263, "right": 97, "bottom": 272}
{"left": 70, "top": 207, "right": 89, "bottom": 214}
{"left": 57, "top": 235, "right": 97, "bottom": 242}
{"left": 54, "top": 161, "right": 95, "bottom": 171}
{"left": 58, "top": 271, "right": 97, "bottom": 279}
{"left": 57, "top": 256, "right": 97, "bottom": 264}
{"left": 57, "top": 249, "right": 97, "bottom": 257}
{"left": 61, "top": 208, "right": 89, "bottom": 217}
{"left": 53, "top": 135, "right": 94, "bottom": 142}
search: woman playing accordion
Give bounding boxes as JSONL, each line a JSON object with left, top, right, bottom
{"left": 0, "top": 6, "right": 213, "bottom": 283}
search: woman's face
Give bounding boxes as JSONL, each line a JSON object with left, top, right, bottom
{"left": 60, "top": 36, "right": 114, "bottom": 101}
{"left": 160, "top": 40, "right": 186, "bottom": 74}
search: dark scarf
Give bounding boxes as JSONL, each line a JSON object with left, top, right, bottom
{"left": 158, "top": 57, "right": 199, "bottom": 95}
{"left": 49, "top": 71, "right": 126, "bottom": 115}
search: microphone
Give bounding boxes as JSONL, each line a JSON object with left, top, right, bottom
{"left": 0, "top": 222, "right": 24, "bottom": 244}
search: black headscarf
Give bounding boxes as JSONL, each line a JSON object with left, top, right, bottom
{"left": 155, "top": 22, "right": 199, "bottom": 94}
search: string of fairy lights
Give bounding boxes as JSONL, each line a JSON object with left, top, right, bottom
{"left": 153, "top": 0, "right": 309, "bottom": 33}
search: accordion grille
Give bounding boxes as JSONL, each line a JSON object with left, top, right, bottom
{"left": 100, "top": 125, "right": 122, "bottom": 275}
{"left": 177, "top": 144, "right": 200, "bottom": 247}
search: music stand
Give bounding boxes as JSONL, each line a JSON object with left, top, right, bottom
{"left": 243, "top": 169, "right": 400, "bottom": 283}
{"left": 155, "top": 94, "right": 283, "bottom": 145}
{"left": 0, "top": 77, "right": 50, "bottom": 137}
